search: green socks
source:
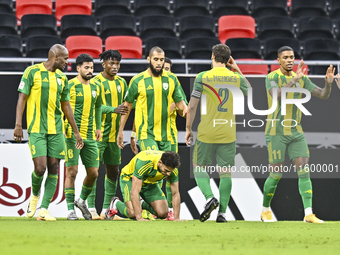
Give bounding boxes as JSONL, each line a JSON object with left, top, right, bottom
{"left": 31, "top": 171, "right": 43, "bottom": 196}
{"left": 262, "top": 172, "right": 282, "bottom": 207}
{"left": 298, "top": 166, "right": 313, "bottom": 209}
{"left": 116, "top": 200, "right": 129, "bottom": 218}
{"left": 41, "top": 174, "right": 58, "bottom": 209}
{"left": 65, "top": 188, "right": 75, "bottom": 211}
{"left": 80, "top": 184, "right": 93, "bottom": 201}
{"left": 87, "top": 179, "right": 96, "bottom": 208}
{"left": 166, "top": 180, "right": 173, "bottom": 208}
{"left": 194, "top": 167, "right": 214, "bottom": 200}
{"left": 103, "top": 175, "right": 117, "bottom": 209}
{"left": 142, "top": 201, "right": 157, "bottom": 216}
{"left": 218, "top": 173, "right": 232, "bottom": 213}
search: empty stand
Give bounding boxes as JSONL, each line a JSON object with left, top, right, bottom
{"left": 212, "top": 0, "right": 249, "bottom": 18}
{"left": 26, "top": 35, "right": 62, "bottom": 58}
{"left": 296, "top": 17, "right": 334, "bottom": 41}
{"left": 55, "top": 0, "right": 92, "bottom": 22}
{"left": 257, "top": 16, "right": 294, "bottom": 40}
{"left": 95, "top": 0, "right": 131, "bottom": 18}
{"left": 21, "top": 14, "right": 57, "bottom": 41}
{"left": 16, "top": 0, "right": 52, "bottom": 21}
{"left": 145, "top": 36, "right": 182, "bottom": 59}
{"left": 330, "top": 0, "right": 340, "bottom": 19}
{"left": 251, "top": 0, "right": 288, "bottom": 18}
{"left": 225, "top": 38, "right": 262, "bottom": 59}
{"left": 291, "top": 0, "right": 327, "bottom": 18}
{"left": 60, "top": 15, "right": 97, "bottom": 41}
{"left": 173, "top": 0, "right": 210, "bottom": 18}
{"left": 0, "top": 0, "right": 13, "bottom": 13}
{"left": 263, "top": 38, "right": 301, "bottom": 60}
{"left": 134, "top": 0, "right": 170, "bottom": 18}
{"left": 140, "top": 15, "right": 176, "bottom": 40}
{"left": 105, "top": 36, "right": 142, "bottom": 59}
{"left": 218, "top": 15, "right": 255, "bottom": 44}
{"left": 100, "top": 15, "right": 136, "bottom": 41}
{"left": 65, "top": 35, "right": 102, "bottom": 59}
{"left": 0, "top": 13, "right": 17, "bottom": 35}
{"left": 0, "top": 35, "right": 26, "bottom": 71}
{"left": 179, "top": 15, "right": 215, "bottom": 41}
{"left": 235, "top": 59, "right": 268, "bottom": 75}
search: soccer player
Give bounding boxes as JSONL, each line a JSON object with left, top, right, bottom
{"left": 261, "top": 46, "right": 334, "bottom": 223}
{"left": 13, "top": 44, "right": 83, "bottom": 221}
{"left": 185, "top": 44, "right": 250, "bottom": 223}
{"left": 87, "top": 50, "right": 128, "bottom": 220}
{"left": 107, "top": 150, "right": 181, "bottom": 221}
{"left": 64, "top": 54, "right": 102, "bottom": 220}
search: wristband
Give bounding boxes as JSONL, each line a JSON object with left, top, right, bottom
{"left": 131, "top": 131, "right": 136, "bottom": 138}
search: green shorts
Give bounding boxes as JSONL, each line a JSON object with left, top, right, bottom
{"left": 138, "top": 139, "right": 171, "bottom": 152}
{"left": 266, "top": 133, "right": 310, "bottom": 164}
{"left": 65, "top": 138, "right": 99, "bottom": 168}
{"left": 170, "top": 143, "right": 178, "bottom": 153}
{"left": 97, "top": 141, "right": 121, "bottom": 165}
{"left": 28, "top": 133, "right": 65, "bottom": 159}
{"left": 193, "top": 139, "right": 236, "bottom": 167}
{"left": 120, "top": 176, "right": 166, "bottom": 203}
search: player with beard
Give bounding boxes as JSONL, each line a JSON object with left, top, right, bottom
{"left": 64, "top": 54, "right": 102, "bottom": 220}
{"left": 261, "top": 46, "right": 335, "bottom": 223}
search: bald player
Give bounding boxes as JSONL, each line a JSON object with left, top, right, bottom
{"left": 14, "top": 44, "right": 83, "bottom": 221}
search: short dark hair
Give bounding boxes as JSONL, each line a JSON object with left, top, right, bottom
{"left": 99, "top": 50, "right": 122, "bottom": 62}
{"left": 76, "top": 54, "right": 93, "bottom": 66}
{"left": 277, "top": 46, "right": 294, "bottom": 57}
{"left": 149, "top": 46, "right": 164, "bottom": 57}
{"left": 164, "top": 57, "right": 172, "bottom": 66}
{"left": 161, "top": 151, "right": 181, "bottom": 169}
{"left": 212, "top": 44, "right": 231, "bottom": 64}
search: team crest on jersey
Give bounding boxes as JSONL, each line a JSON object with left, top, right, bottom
{"left": 117, "top": 85, "right": 121, "bottom": 93}
{"left": 57, "top": 78, "right": 62, "bottom": 86}
{"left": 18, "top": 81, "right": 25, "bottom": 90}
{"left": 163, "top": 83, "right": 168, "bottom": 90}
{"left": 92, "top": 90, "right": 97, "bottom": 98}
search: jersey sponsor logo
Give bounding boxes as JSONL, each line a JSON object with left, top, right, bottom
{"left": 18, "top": 81, "right": 25, "bottom": 90}
{"left": 117, "top": 85, "right": 121, "bottom": 93}
{"left": 92, "top": 90, "right": 97, "bottom": 98}
{"left": 57, "top": 78, "right": 62, "bottom": 86}
{"left": 147, "top": 85, "right": 153, "bottom": 90}
{"left": 163, "top": 83, "right": 168, "bottom": 90}
{"left": 77, "top": 92, "right": 83, "bottom": 97}
{"left": 42, "top": 77, "right": 49, "bottom": 82}
{"left": 105, "top": 89, "right": 110, "bottom": 94}
{"left": 60, "top": 151, "right": 65, "bottom": 156}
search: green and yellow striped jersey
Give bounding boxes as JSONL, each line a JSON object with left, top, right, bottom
{"left": 18, "top": 63, "right": 69, "bottom": 134}
{"left": 265, "top": 69, "right": 316, "bottom": 136}
{"left": 93, "top": 73, "right": 128, "bottom": 142}
{"left": 125, "top": 70, "right": 185, "bottom": 142}
{"left": 193, "top": 67, "right": 248, "bottom": 144}
{"left": 121, "top": 150, "right": 178, "bottom": 185}
{"left": 65, "top": 77, "right": 102, "bottom": 140}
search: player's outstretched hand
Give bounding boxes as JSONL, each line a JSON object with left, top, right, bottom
{"left": 13, "top": 125, "right": 23, "bottom": 142}
{"left": 117, "top": 132, "right": 124, "bottom": 149}
{"left": 293, "top": 60, "right": 307, "bottom": 82}
{"left": 335, "top": 73, "right": 340, "bottom": 89}
{"left": 130, "top": 137, "right": 138, "bottom": 155}
{"left": 74, "top": 133, "right": 84, "bottom": 149}
{"left": 325, "top": 65, "right": 335, "bottom": 85}
{"left": 95, "top": 129, "right": 102, "bottom": 141}
{"left": 185, "top": 130, "right": 193, "bottom": 146}
{"left": 115, "top": 104, "right": 129, "bottom": 115}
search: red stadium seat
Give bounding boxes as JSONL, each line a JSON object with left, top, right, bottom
{"left": 55, "top": 0, "right": 92, "bottom": 22}
{"left": 65, "top": 35, "right": 102, "bottom": 59}
{"left": 16, "top": 0, "right": 52, "bottom": 21}
{"left": 270, "top": 60, "right": 309, "bottom": 74}
{"left": 105, "top": 36, "right": 142, "bottom": 59}
{"left": 218, "top": 15, "right": 255, "bottom": 44}
{"left": 235, "top": 59, "right": 268, "bottom": 75}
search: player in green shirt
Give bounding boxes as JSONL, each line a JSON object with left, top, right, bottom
{"left": 106, "top": 150, "right": 182, "bottom": 221}
{"left": 64, "top": 54, "right": 102, "bottom": 220}
{"left": 186, "top": 44, "right": 250, "bottom": 223}
{"left": 261, "top": 46, "right": 335, "bottom": 223}
{"left": 14, "top": 44, "right": 83, "bottom": 221}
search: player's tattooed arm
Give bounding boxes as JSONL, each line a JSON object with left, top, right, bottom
{"left": 335, "top": 73, "right": 340, "bottom": 90}
{"left": 312, "top": 65, "right": 335, "bottom": 99}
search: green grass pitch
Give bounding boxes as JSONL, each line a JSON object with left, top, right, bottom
{"left": 1, "top": 218, "right": 339, "bottom": 255}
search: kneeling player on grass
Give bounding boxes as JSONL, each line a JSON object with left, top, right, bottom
{"left": 107, "top": 150, "right": 181, "bottom": 221}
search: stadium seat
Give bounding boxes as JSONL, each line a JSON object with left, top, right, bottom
{"left": 296, "top": 17, "right": 334, "bottom": 41}
{"left": 212, "top": 0, "right": 249, "bottom": 19}
{"left": 16, "top": 0, "right": 52, "bottom": 21}
{"left": 60, "top": 15, "right": 97, "bottom": 42}
{"left": 218, "top": 15, "right": 255, "bottom": 44}
{"left": 119, "top": 63, "right": 149, "bottom": 73}
{"left": 145, "top": 36, "right": 182, "bottom": 59}
{"left": 179, "top": 16, "right": 215, "bottom": 41}
{"left": 257, "top": 16, "right": 294, "bottom": 40}
{"left": 291, "top": 0, "right": 327, "bottom": 18}
{"left": 270, "top": 59, "right": 308, "bottom": 74}
{"left": 263, "top": 38, "right": 301, "bottom": 60}
{"left": 225, "top": 38, "right": 262, "bottom": 59}
{"left": 55, "top": 0, "right": 92, "bottom": 22}
{"left": 235, "top": 59, "right": 268, "bottom": 75}
{"left": 330, "top": 0, "right": 340, "bottom": 19}
{"left": 95, "top": 0, "right": 131, "bottom": 19}
{"left": 251, "top": 0, "right": 288, "bottom": 18}
{"left": 0, "top": 0, "right": 13, "bottom": 13}
{"left": 26, "top": 35, "right": 62, "bottom": 58}
{"left": 65, "top": 35, "right": 102, "bottom": 59}
{"left": 140, "top": 15, "right": 176, "bottom": 40}
{"left": 100, "top": 15, "right": 136, "bottom": 41}
{"left": 134, "top": 0, "right": 170, "bottom": 18}
{"left": 20, "top": 14, "right": 57, "bottom": 41}
{"left": 105, "top": 36, "right": 142, "bottom": 59}
{"left": 0, "top": 13, "right": 17, "bottom": 35}
{"left": 173, "top": 0, "right": 210, "bottom": 18}
{"left": 0, "top": 35, "right": 26, "bottom": 71}
{"left": 334, "top": 19, "right": 340, "bottom": 40}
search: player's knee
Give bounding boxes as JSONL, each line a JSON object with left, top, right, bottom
{"left": 156, "top": 209, "right": 168, "bottom": 219}
{"left": 48, "top": 162, "right": 59, "bottom": 175}
{"left": 66, "top": 168, "right": 78, "bottom": 182}
{"left": 34, "top": 166, "right": 46, "bottom": 177}
{"left": 88, "top": 168, "right": 98, "bottom": 180}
